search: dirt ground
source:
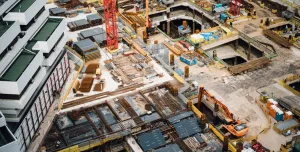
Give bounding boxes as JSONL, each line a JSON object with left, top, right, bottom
{"left": 145, "top": 1, "right": 300, "bottom": 150}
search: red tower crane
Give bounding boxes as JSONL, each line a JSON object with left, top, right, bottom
{"left": 230, "top": 0, "right": 242, "bottom": 16}
{"left": 103, "top": 0, "right": 118, "bottom": 50}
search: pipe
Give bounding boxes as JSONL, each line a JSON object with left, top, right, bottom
{"left": 187, "top": 100, "right": 193, "bottom": 110}
{"left": 184, "top": 66, "right": 189, "bottom": 78}
{"left": 197, "top": 86, "right": 204, "bottom": 111}
{"left": 183, "top": 20, "right": 187, "bottom": 29}
{"left": 170, "top": 54, "right": 175, "bottom": 65}
{"left": 223, "top": 135, "right": 229, "bottom": 151}
{"left": 213, "top": 101, "right": 219, "bottom": 125}
{"left": 200, "top": 114, "right": 206, "bottom": 129}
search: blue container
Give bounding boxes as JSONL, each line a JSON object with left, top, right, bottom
{"left": 180, "top": 56, "right": 197, "bottom": 66}
{"left": 220, "top": 13, "right": 228, "bottom": 22}
{"left": 175, "top": 68, "right": 184, "bottom": 76}
{"left": 275, "top": 111, "right": 284, "bottom": 121}
{"left": 215, "top": 4, "right": 223, "bottom": 8}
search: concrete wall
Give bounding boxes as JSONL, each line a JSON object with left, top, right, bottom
{"left": 0, "top": 0, "right": 17, "bottom": 16}
{"left": 0, "top": 21, "right": 21, "bottom": 54}
{"left": 43, "top": 34, "right": 68, "bottom": 66}
{"left": 0, "top": 68, "right": 47, "bottom": 111}
{"left": 13, "top": 52, "right": 70, "bottom": 152}
{"left": 3, "top": 0, "right": 46, "bottom": 25}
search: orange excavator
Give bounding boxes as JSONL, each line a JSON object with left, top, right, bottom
{"left": 198, "top": 86, "right": 248, "bottom": 137}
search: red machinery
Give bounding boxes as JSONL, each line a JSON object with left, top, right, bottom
{"left": 230, "top": 0, "right": 242, "bottom": 16}
{"left": 103, "top": 0, "right": 118, "bottom": 50}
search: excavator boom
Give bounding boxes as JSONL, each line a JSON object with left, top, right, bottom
{"left": 198, "top": 87, "right": 248, "bottom": 137}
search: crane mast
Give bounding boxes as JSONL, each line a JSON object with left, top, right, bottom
{"left": 103, "top": 0, "right": 118, "bottom": 50}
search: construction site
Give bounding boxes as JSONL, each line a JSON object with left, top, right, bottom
{"left": 30, "top": 0, "right": 300, "bottom": 151}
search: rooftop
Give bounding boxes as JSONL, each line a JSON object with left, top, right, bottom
{"left": 74, "top": 39, "right": 98, "bottom": 52}
{"left": 167, "top": 111, "right": 194, "bottom": 124}
{"left": 0, "top": 42, "right": 37, "bottom": 81}
{"left": 11, "top": 0, "right": 35, "bottom": 12}
{"left": 33, "top": 18, "right": 63, "bottom": 41}
{"left": 173, "top": 118, "right": 201, "bottom": 139}
{"left": 79, "top": 27, "right": 105, "bottom": 38}
{"left": 49, "top": 7, "right": 66, "bottom": 15}
{"left": 93, "top": 34, "right": 106, "bottom": 43}
{"left": 74, "top": 19, "right": 89, "bottom": 26}
{"left": 86, "top": 13, "right": 101, "bottom": 21}
{"left": 0, "top": 21, "right": 14, "bottom": 37}
{"left": 137, "top": 129, "right": 166, "bottom": 151}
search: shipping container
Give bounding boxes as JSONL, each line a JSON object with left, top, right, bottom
{"left": 284, "top": 111, "right": 293, "bottom": 120}
{"left": 269, "top": 106, "right": 276, "bottom": 119}
{"left": 266, "top": 98, "right": 278, "bottom": 109}
{"left": 275, "top": 110, "right": 284, "bottom": 121}
{"left": 270, "top": 105, "right": 284, "bottom": 121}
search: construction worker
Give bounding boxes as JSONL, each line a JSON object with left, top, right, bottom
{"left": 284, "top": 25, "right": 288, "bottom": 33}
{"left": 270, "top": 18, "right": 274, "bottom": 24}
{"left": 213, "top": 50, "right": 217, "bottom": 58}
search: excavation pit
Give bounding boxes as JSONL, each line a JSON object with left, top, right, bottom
{"left": 223, "top": 56, "right": 247, "bottom": 66}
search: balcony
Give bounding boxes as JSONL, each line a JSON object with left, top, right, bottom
{"left": 0, "top": 43, "right": 43, "bottom": 95}
{"left": 0, "top": 112, "right": 19, "bottom": 152}
{"left": 0, "top": 126, "right": 19, "bottom": 152}
{"left": 3, "top": 0, "right": 46, "bottom": 25}
{"left": 0, "top": 6, "right": 48, "bottom": 73}
{"left": 32, "top": 18, "right": 66, "bottom": 53}
{"left": 0, "top": 21, "right": 21, "bottom": 55}
{"left": 43, "top": 34, "right": 68, "bottom": 66}
{"left": 0, "top": 67, "right": 46, "bottom": 110}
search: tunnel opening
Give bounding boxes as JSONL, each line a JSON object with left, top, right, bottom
{"left": 289, "top": 81, "right": 300, "bottom": 93}
{"left": 270, "top": 23, "right": 294, "bottom": 32}
{"left": 238, "top": 39, "right": 264, "bottom": 58}
{"left": 250, "top": 47, "right": 264, "bottom": 58}
{"left": 223, "top": 56, "right": 247, "bottom": 66}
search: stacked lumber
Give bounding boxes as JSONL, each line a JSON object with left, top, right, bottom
{"left": 79, "top": 77, "right": 94, "bottom": 92}
{"left": 85, "top": 63, "right": 99, "bottom": 74}
{"left": 174, "top": 43, "right": 187, "bottom": 53}
{"left": 228, "top": 57, "right": 271, "bottom": 75}
{"left": 263, "top": 29, "right": 292, "bottom": 48}
{"left": 131, "top": 41, "right": 148, "bottom": 56}
{"left": 163, "top": 42, "right": 181, "bottom": 56}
